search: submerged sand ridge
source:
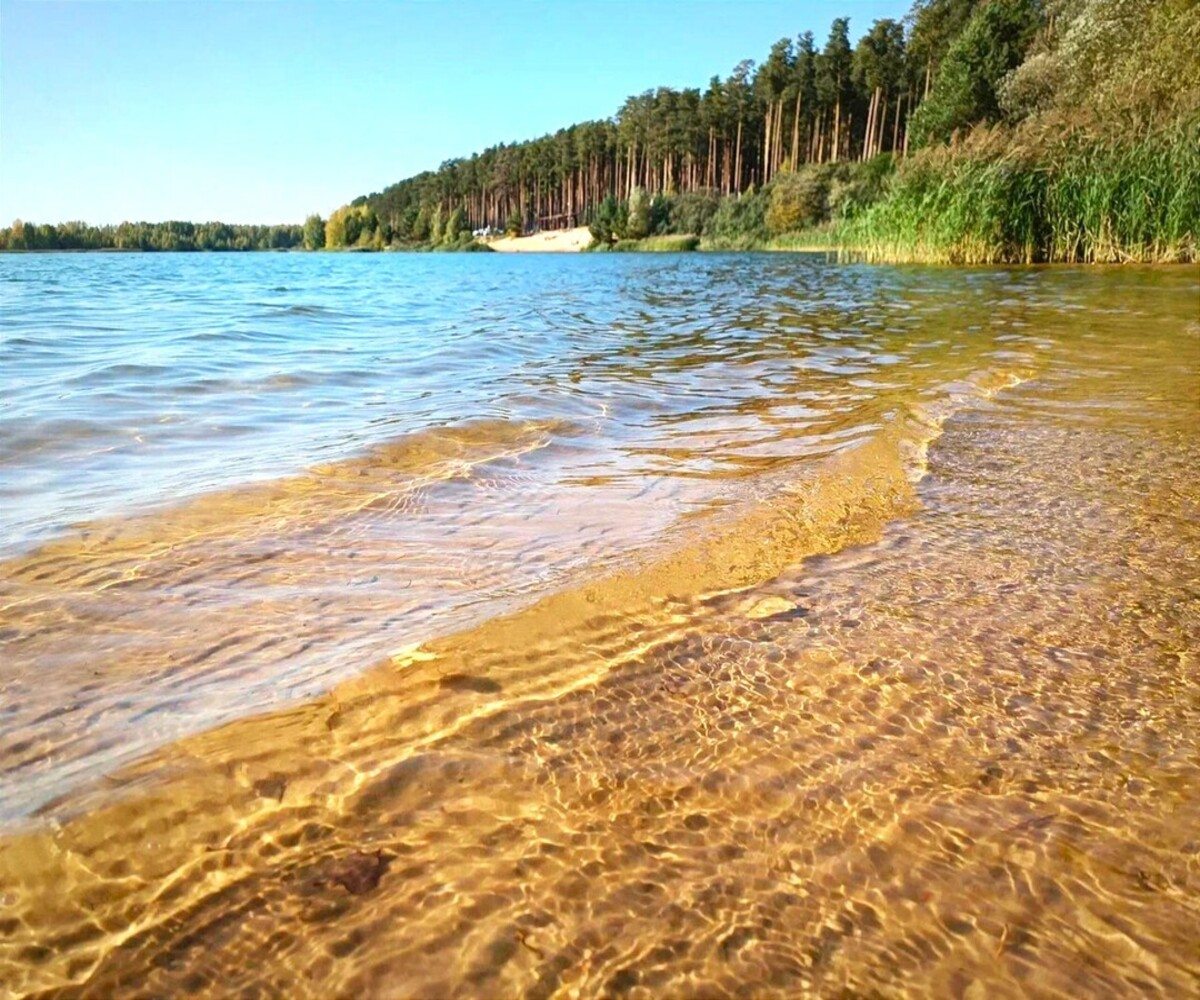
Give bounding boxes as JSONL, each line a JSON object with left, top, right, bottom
{"left": 0, "top": 262, "right": 1197, "bottom": 997}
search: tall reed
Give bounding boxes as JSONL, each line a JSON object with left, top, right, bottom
{"left": 838, "top": 118, "right": 1199, "bottom": 264}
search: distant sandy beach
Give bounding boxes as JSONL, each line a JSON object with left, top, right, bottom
{"left": 486, "top": 226, "right": 591, "bottom": 252}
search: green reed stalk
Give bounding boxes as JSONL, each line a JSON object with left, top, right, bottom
{"left": 838, "top": 118, "right": 1199, "bottom": 264}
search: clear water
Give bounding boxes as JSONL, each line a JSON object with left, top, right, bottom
{"left": 0, "top": 251, "right": 987, "bottom": 553}
{"left": 0, "top": 253, "right": 1197, "bottom": 997}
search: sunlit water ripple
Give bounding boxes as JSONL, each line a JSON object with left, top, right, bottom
{"left": 0, "top": 252, "right": 1196, "bottom": 997}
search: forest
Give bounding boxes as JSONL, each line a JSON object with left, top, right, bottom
{"left": 339, "top": 0, "right": 1200, "bottom": 262}
{"left": 2, "top": 0, "right": 1196, "bottom": 262}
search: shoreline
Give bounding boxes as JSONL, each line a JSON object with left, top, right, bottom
{"left": 3, "top": 232, "right": 1194, "bottom": 264}
{"left": 0, "top": 258, "right": 1196, "bottom": 996}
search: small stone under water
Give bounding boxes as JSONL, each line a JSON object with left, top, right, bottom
{"left": 744, "top": 596, "right": 798, "bottom": 620}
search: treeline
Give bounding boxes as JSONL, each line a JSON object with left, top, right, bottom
{"left": 337, "top": 0, "right": 1197, "bottom": 261}
{"left": 344, "top": 0, "right": 1000, "bottom": 245}
{"left": 305, "top": 203, "right": 492, "bottom": 252}
{"left": 574, "top": 0, "right": 1198, "bottom": 262}
{"left": 0, "top": 219, "right": 304, "bottom": 252}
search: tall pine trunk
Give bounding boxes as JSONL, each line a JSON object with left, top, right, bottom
{"left": 832, "top": 97, "right": 841, "bottom": 163}
{"left": 734, "top": 118, "right": 743, "bottom": 192}
{"left": 791, "top": 92, "right": 802, "bottom": 167}
{"left": 878, "top": 91, "right": 889, "bottom": 157}
{"left": 762, "top": 104, "right": 771, "bottom": 185}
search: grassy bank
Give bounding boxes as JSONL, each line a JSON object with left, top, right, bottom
{"left": 837, "top": 120, "right": 1199, "bottom": 264}
{"left": 593, "top": 234, "right": 702, "bottom": 252}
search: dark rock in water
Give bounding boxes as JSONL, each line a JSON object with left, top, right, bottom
{"left": 439, "top": 672, "right": 502, "bottom": 695}
{"left": 253, "top": 776, "right": 287, "bottom": 801}
{"left": 606, "top": 967, "right": 640, "bottom": 993}
{"left": 323, "top": 850, "right": 392, "bottom": 895}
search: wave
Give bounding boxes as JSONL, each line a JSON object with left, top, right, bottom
{"left": 1, "top": 415, "right": 572, "bottom": 585}
{"left": 0, "top": 417, "right": 119, "bottom": 464}
{"left": 902, "top": 368, "right": 1030, "bottom": 483}
{"left": 260, "top": 303, "right": 339, "bottom": 318}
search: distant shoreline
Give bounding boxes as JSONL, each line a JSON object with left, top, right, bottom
{"left": 2, "top": 229, "right": 1194, "bottom": 263}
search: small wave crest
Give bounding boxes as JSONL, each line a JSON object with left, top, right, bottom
{"left": 309, "top": 365, "right": 1037, "bottom": 750}
{"left": 261, "top": 304, "right": 338, "bottom": 318}
{"left": 901, "top": 368, "right": 1032, "bottom": 483}
{"left": 2, "top": 416, "right": 575, "bottom": 568}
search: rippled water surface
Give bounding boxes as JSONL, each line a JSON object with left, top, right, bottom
{"left": 0, "top": 252, "right": 1197, "bottom": 997}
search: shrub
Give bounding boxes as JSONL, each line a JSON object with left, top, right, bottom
{"left": 705, "top": 188, "right": 768, "bottom": 244}
{"left": 588, "top": 195, "right": 620, "bottom": 243}
{"left": 613, "top": 234, "right": 701, "bottom": 252}
{"left": 442, "top": 207, "right": 466, "bottom": 245}
{"left": 666, "top": 191, "right": 721, "bottom": 236}
{"left": 766, "top": 169, "right": 831, "bottom": 234}
{"left": 649, "top": 195, "right": 672, "bottom": 235}
{"left": 626, "top": 187, "right": 651, "bottom": 239}
{"left": 828, "top": 155, "right": 896, "bottom": 220}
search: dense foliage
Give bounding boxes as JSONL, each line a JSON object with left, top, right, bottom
{"left": 348, "top": 8, "right": 923, "bottom": 247}
{"left": 906, "top": 0, "right": 1040, "bottom": 147}
{"left": 845, "top": 0, "right": 1200, "bottom": 262}
{"left": 330, "top": 0, "right": 1195, "bottom": 260}
{"left": 841, "top": 122, "right": 1200, "bottom": 262}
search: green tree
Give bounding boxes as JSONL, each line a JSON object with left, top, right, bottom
{"left": 325, "top": 207, "right": 348, "bottom": 248}
{"left": 443, "top": 206, "right": 466, "bottom": 244}
{"left": 908, "top": 0, "right": 1041, "bottom": 147}
{"left": 853, "top": 19, "right": 907, "bottom": 159}
{"left": 816, "top": 18, "right": 854, "bottom": 161}
{"left": 303, "top": 214, "right": 325, "bottom": 250}
{"left": 588, "top": 196, "right": 618, "bottom": 243}
{"left": 412, "top": 205, "right": 432, "bottom": 242}
{"left": 907, "top": 0, "right": 982, "bottom": 98}
{"left": 343, "top": 208, "right": 364, "bottom": 246}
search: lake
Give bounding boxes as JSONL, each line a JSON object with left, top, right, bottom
{"left": 0, "top": 252, "right": 1197, "bottom": 996}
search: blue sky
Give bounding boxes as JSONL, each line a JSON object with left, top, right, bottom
{"left": 1, "top": 1, "right": 908, "bottom": 225}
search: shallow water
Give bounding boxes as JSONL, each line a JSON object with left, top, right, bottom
{"left": 0, "top": 253, "right": 1197, "bottom": 997}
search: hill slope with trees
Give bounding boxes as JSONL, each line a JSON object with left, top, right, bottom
{"left": 337, "top": 0, "right": 1200, "bottom": 262}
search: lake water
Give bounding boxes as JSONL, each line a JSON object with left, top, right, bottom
{"left": 0, "top": 252, "right": 1197, "bottom": 996}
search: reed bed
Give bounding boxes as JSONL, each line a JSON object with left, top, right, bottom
{"left": 838, "top": 119, "right": 1199, "bottom": 264}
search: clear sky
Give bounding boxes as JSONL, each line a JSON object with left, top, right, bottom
{"left": 1, "top": 0, "right": 908, "bottom": 225}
